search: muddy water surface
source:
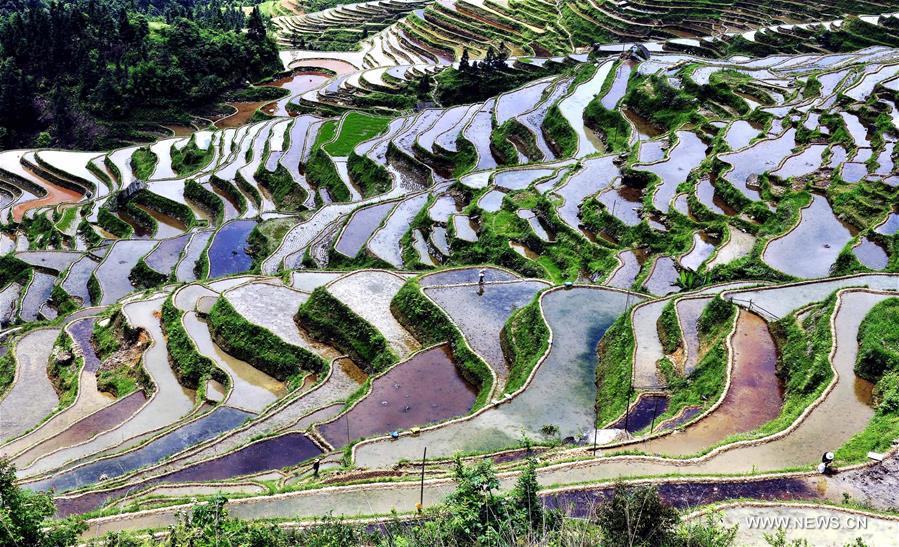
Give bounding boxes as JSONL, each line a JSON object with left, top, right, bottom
{"left": 319, "top": 345, "right": 476, "bottom": 448}
{"left": 635, "top": 311, "right": 783, "bottom": 457}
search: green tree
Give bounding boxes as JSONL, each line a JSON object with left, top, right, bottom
{"left": 510, "top": 456, "right": 544, "bottom": 532}
{"left": 442, "top": 457, "right": 509, "bottom": 544}
{"left": 247, "top": 6, "right": 266, "bottom": 43}
{"left": 0, "top": 459, "right": 84, "bottom": 547}
{"left": 595, "top": 483, "right": 681, "bottom": 547}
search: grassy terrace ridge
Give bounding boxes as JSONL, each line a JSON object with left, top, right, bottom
{"left": 160, "top": 295, "right": 219, "bottom": 390}
{"left": 207, "top": 296, "right": 325, "bottom": 385}
{"left": 171, "top": 137, "right": 215, "bottom": 178}
{"left": 390, "top": 278, "right": 494, "bottom": 409}
{"left": 650, "top": 299, "right": 737, "bottom": 433}
{"left": 839, "top": 296, "right": 899, "bottom": 461}
{"left": 500, "top": 293, "right": 550, "bottom": 395}
{"left": 295, "top": 286, "right": 397, "bottom": 374}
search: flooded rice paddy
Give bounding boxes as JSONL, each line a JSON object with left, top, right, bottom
{"left": 319, "top": 345, "right": 476, "bottom": 448}
{"left": 207, "top": 220, "right": 256, "bottom": 278}
{"left": 423, "top": 278, "right": 549, "bottom": 384}
{"left": 353, "top": 287, "right": 642, "bottom": 467}
{"left": 635, "top": 311, "right": 783, "bottom": 456}
{"left": 763, "top": 195, "right": 854, "bottom": 278}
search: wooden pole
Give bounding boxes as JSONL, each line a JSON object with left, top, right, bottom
{"left": 419, "top": 447, "right": 427, "bottom": 510}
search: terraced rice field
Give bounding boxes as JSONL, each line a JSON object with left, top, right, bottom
{"left": 4, "top": 8, "right": 899, "bottom": 543}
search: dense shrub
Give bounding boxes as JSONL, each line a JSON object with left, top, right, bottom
{"left": 657, "top": 299, "right": 682, "bottom": 354}
{"left": 184, "top": 180, "right": 223, "bottom": 224}
{"left": 129, "top": 257, "right": 168, "bottom": 289}
{"left": 97, "top": 207, "right": 133, "bottom": 239}
{"left": 347, "top": 152, "right": 392, "bottom": 197}
{"left": 856, "top": 298, "right": 899, "bottom": 382}
{"left": 541, "top": 105, "right": 577, "bottom": 157}
{"left": 132, "top": 190, "right": 196, "bottom": 227}
{"left": 306, "top": 149, "right": 349, "bottom": 202}
{"left": 254, "top": 166, "right": 308, "bottom": 211}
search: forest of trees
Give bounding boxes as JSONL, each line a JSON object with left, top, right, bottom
{"left": 0, "top": 0, "right": 281, "bottom": 150}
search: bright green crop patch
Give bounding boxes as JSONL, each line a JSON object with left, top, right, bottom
{"left": 324, "top": 113, "right": 390, "bottom": 156}
{"left": 312, "top": 120, "right": 338, "bottom": 151}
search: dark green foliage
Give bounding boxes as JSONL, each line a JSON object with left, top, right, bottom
{"left": 390, "top": 279, "right": 493, "bottom": 408}
{"left": 0, "top": 460, "right": 85, "bottom": 546}
{"left": 596, "top": 313, "right": 635, "bottom": 425}
{"left": 207, "top": 297, "right": 325, "bottom": 381}
{"left": 347, "top": 151, "right": 392, "bottom": 197}
{"left": 657, "top": 298, "right": 682, "bottom": 354}
{"left": 769, "top": 296, "right": 837, "bottom": 419}
{"left": 224, "top": 86, "right": 287, "bottom": 102}
{"left": 48, "top": 331, "right": 79, "bottom": 408}
{"left": 130, "top": 148, "right": 157, "bottom": 181}
{"left": 490, "top": 122, "right": 519, "bottom": 167}
{"left": 92, "top": 308, "right": 125, "bottom": 361}
{"left": 0, "top": 5, "right": 281, "bottom": 150}
{"left": 171, "top": 138, "right": 214, "bottom": 177}
{"left": 296, "top": 287, "right": 397, "bottom": 373}
{"left": 161, "top": 295, "right": 214, "bottom": 389}
{"left": 246, "top": 217, "right": 294, "bottom": 268}
{"left": 433, "top": 60, "right": 561, "bottom": 107}
{"left": 119, "top": 201, "right": 157, "bottom": 236}
{"left": 77, "top": 219, "right": 103, "bottom": 248}
{"left": 501, "top": 295, "right": 549, "bottom": 394}
{"left": 49, "top": 284, "right": 79, "bottom": 315}
{"left": 584, "top": 100, "right": 631, "bottom": 153}
{"left": 97, "top": 207, "right": 134, "bottom": 239}
{"left": 306, "top": 149, "right": 349, "bottom": 202}
{"left": 87, "top": 273, "right": 101, "bottom": 306}
{"left": 184, "top": 179, "right": 223, "bottom": 224}
{"left": 210, "top": 176, "right": 247, "bottom": 215}
{"left": 0, "top": 349, "right": 14, "bottom": 398}
{"left": 698, "top": 296, "right": 733, "bottom": 341}
{"left": 235, "top": 172, "right": 262, "bottom": 207}
{"left": 23, "top": 214, "right": 67, "bottom": 249}
{"left": 0, "top": 254, "right": 32, "bottom": 287}
{"left": 624, "top": 74, "right": 699, "bottom": 132}
{"left": 254, "top": 165, "right": 308, "bottom": 211}
{"left": 96, "top": 363, "right": 138, "bottom": 398}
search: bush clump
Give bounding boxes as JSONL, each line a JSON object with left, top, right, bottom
{"left": 856, "top": 298, "right": 899, "bottom": 382}
{"left": 657, "top": 299, "right": 682, "bottom": 354}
